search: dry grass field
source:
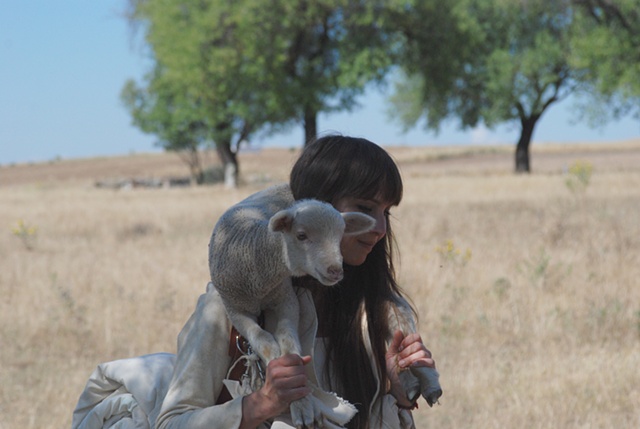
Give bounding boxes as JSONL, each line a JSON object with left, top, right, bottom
{"left": 1, "top": 140, "right": 640, "bottom": 428}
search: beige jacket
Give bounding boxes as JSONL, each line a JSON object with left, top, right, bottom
{"left": 72, "top": 283, "right": 417, "bottom": 429}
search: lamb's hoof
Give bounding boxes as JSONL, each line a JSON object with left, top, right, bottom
{"left": 290, "top": 395, "right": 320, "bottom": 428}
{"left": 423, "top": 388, "right": 443, "bottom": 407}
{"left": 398, "top": 369, "right": 421, "bottom": 404}
{"left": 410, "top": 366, "right": 443, "bottom": 407}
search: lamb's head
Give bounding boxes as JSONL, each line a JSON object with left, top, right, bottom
{"left": 269, "top": 200, "right": 375, "bottom": 285}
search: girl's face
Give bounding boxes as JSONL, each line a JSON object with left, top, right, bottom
{"left": 333, "top": 196, "right": 392, "bottom": 266}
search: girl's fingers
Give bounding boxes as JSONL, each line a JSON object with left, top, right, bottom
{"left": 397, "top": 335, "right": 436, "bottom": 368}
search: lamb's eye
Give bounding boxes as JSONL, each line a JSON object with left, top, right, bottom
{"left": 296, "top": 232, "right": 308, "bottom": 241}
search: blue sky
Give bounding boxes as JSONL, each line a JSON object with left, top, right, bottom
{"left": 1, "top": 1, "right": 638, "bottom": 165}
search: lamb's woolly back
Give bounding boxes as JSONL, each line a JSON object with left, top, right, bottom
{"left": 208, "top": 184, "right": 295, "bottom": 309}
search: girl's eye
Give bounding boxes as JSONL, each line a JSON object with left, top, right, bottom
{"left": 357, "top": 205, "right": 372, "bottom": 213}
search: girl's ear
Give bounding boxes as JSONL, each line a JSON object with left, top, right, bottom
{"left": 342, "top": 212, "right": 375, "bottom": 236}
{"left": 269, "top": 209, "right": 295, "bottom": 232}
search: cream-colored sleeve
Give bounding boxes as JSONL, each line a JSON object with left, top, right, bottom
{"left": 155, "top": 284, "right": 249, "bottom": 429}
{"left": 156, "top": 284, "right": 356, "bottom": 429}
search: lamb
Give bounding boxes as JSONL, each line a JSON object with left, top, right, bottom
{"left": 208, "top": 183, "right": 375, "bottom": 427}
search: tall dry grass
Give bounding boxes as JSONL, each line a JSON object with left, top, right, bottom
{"left": 1, "top": 144, "right": 639, "bottom": 428}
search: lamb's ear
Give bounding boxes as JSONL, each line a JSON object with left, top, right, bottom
{"left": 269, "top": 209, "right": 295, "bottom": 232}
{"left": 342, "top": 212, "right": 375, "bottom": 236}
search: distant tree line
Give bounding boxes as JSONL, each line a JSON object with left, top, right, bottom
{"left": 121, "top": 0, "right": 640, "bottom": 185}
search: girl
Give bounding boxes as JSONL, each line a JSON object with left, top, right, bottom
{"left": 72, "top": 135, "right": 437, "bottom": 429}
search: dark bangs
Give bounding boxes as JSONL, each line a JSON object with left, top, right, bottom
{"left": 290, "top": 135, "right": 403, "bottom": 207}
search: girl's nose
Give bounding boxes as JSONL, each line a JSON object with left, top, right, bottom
{"left": 370, "top": 211, "right": 387, "bottom": 238}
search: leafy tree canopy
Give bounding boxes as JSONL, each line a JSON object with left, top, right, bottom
{"left": 571, "top": 0, "right": 640, "bottom": 124}
{"left": 388, "top": 0, "right": 579, "bottom": 172}
{"left": 121, "top": 64, "right": 210, "bottom": 183}
{"left": 124, "top": 0, "right": 396, "bottom": 186}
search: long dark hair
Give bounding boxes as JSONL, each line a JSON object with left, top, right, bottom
{"left": 290, "top": 135, "right": 407, "bottom": 429}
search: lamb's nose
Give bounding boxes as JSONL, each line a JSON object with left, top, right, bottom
{"left": 327, "top": 265, "right": 343, "bottom": 281}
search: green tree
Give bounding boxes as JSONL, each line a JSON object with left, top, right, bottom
{"left": 125, "top": 0, "right": 292, "bottom": 187}
{"left": 260, "top": 0, "right": 392, "bottom": 145}
{"left": 124, "top": 0, "right": 393, "bottom": 190}
{"left": 571, "top": 0, "right": 640, "bottom": 124}
{"left": 390, "top": 0, "right": 580, "bottom": 172}
{"left": 121, "top": 66, "right": 210, "bottom": 184}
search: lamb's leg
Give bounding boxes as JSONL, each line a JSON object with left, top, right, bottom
{"left": 398, "top": 369, "right": 422, "bottom": 403}
{"left": 398, "top": 366, "right": 442, "bottom": 407}
{"left": 267, "top": 278, "right": 302, "bottom": 356}
{"left": 266, "top": 280, "right": 318, "bottom": 428}
{"left": 387, "top": 305, "right": 443, "bottom": 408}
{"left": 410, "top": 366, "right": 442, "bottom": 407}
{"left": 225, "top": 305, "right": 281, "bottom": 363}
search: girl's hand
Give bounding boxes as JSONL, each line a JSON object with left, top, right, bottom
{"left": 385, "top": 330, "right": 436, "bottom": 407}
{"left": 240, "top": 354, "right": 311, "bottom": 428}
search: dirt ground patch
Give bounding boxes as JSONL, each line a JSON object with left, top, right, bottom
{"left": 3, "top": 140, "right": 639, "bottom": 187}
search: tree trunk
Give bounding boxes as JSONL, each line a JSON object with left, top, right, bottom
{"left": 515, "top": 116, "right": 539, "bottom": 173}
{"left": 303, "top": 106, "right": 317, "bottom": 146}
{"left": 176, "top": 146, "right": 204, "bottom": 184}
{"left": 215, "top": 142, "right": 239, "bottom": 188}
